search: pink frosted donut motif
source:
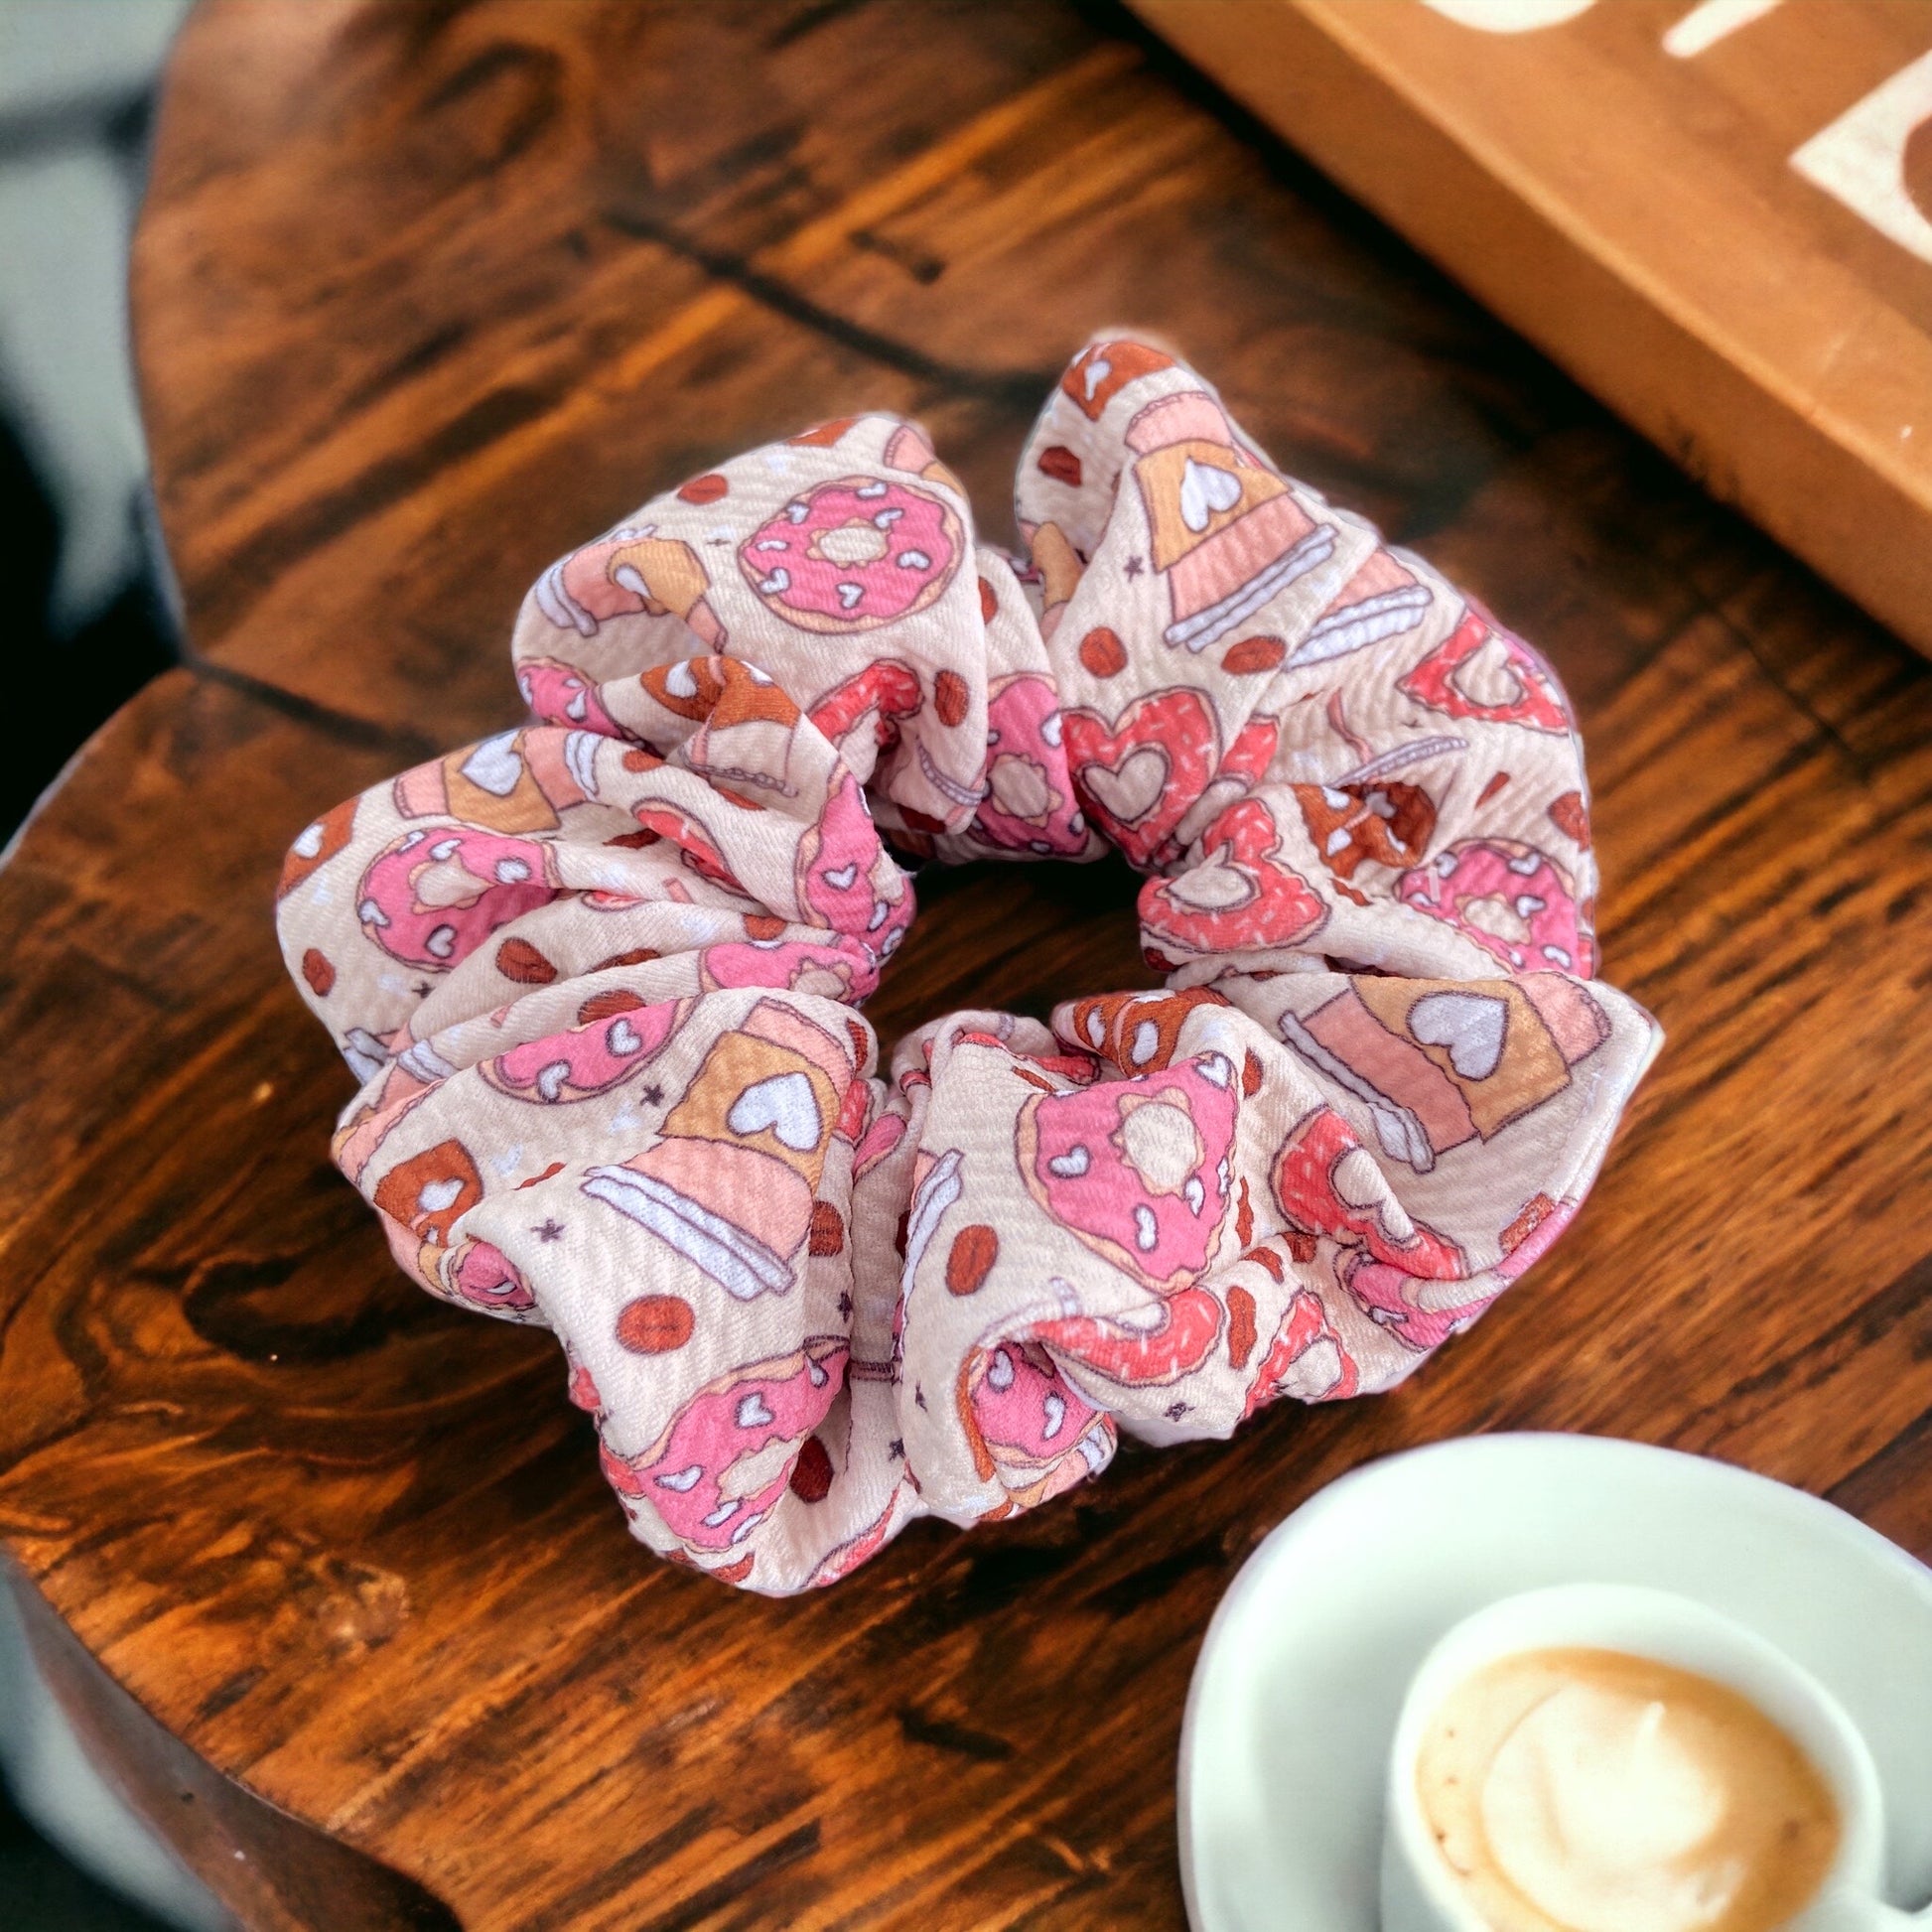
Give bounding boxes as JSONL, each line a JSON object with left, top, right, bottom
{"left": 700, "top": 935, "right": 873, "bottom": 1002}
{"left": 796, "top": 768, "right": 911, "bottom": 962}
{"left": 1017, "top": 1053, "right": 1239, "bottom": 1290}
{"left": 962, "top": 1339, "right": 1110, "bottom": 1506}
{"left": 740, "top": 477, "right": 961, "bottom": 632}
{"left": 516, "top": 655, "right": 619, "bottom": 736}
{"left": 481, "top": 997, "right": 682, "bottom": 1104}
{"left": 357, "top": 828, "right": 554, "bottom": 970}
{"left": 1344, "top": 1251, "right": 1497, "bottom": 1354}
{"left": 972, "top": 672, "right": 1090, "bottom": 856}
{"left": 445, "top": 1237, "right": 536, "bottom": 1316}
{"left": 1397, "top": 837, "right": 1592, "bottom": 975}
{"left": 601, "top": 1337, "right": 848, "bottom": 1551}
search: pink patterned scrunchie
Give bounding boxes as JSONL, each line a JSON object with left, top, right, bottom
{"left": 276, "top": 337, "right": 1660, "bottom": 1593}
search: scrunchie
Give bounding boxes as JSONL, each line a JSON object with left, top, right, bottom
{"left": 277, "top": 337, "right": 1660, "bottom": 1593}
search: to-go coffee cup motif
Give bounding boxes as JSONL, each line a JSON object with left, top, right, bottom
{"left": 1381, "top": 1584, "right": 1932, "bottom": 1932}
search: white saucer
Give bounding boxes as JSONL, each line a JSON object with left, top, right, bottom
{"left": 1178, "top": 1433, "right": 1932, "bottom": 1932}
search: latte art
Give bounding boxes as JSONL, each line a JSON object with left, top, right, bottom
{"left": 1416, "top": 1648, "right": 1839, "bottom": 1932}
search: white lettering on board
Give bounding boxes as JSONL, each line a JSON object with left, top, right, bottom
{"left": 1663, "top": 0, "right": 1786, "bottom": 60}
{"left": 1417, "top": 0, "right": 1595, "bottom": 30}
{"left": 1790, "top": 50, "right": 1932, "bottom": 268}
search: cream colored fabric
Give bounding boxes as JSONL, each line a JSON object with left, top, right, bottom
{"left": 276, "top": 338, "right": 1659, "bottom": 1592}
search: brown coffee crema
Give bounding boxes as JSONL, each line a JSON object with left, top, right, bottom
{"left": 1415, "top": 1647, "right": 1839, "bottom": 1932}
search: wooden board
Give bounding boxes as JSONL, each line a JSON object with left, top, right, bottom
{"left": 0, "top": 2, "right": 1928, "bottom": 1926}
{"left": 1129, "top": 0, "right": 1932, "bottom": 659}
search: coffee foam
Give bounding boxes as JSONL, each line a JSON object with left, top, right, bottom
{"left": 1415, "top": 1648, "right": 1839, "bottom": 1932}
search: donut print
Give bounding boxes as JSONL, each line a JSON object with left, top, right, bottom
{"left": 699, "top": 935, "right": 872, "bottom": 1002}
{"left": 970, "top": 672, "right": 1090, "bottom": 856}
{"left": 1017, "top": 1053, "right": 1240, "bottom": 1291}
{"left": 738, "top": 477, "right": 962, "bottom": 633}
{"left": 1061, "top": 986, "right": 1235, "bottom": 1073}
{"left": 601, "top": 1337, "right": 848, "bottom": 1551}
{"left": 1396, "top": 837, "right": 1593, "bottom": 975}
{"left": 445, "top": 1237, "right": 537, "bottom": 1317}
{"left": 1343, "top": 1249, "right": 1498, "bottom": 1354}
{"left": 278, "top": 334, "right": 1659, "bottom": 1594}
{"left": 481, "top": 996, "right": 683, "bottom": 1104}
{"left": 957, "top": 1340, "right": 1112, "bottom": 1509}
{"left": 794, "top": 768, "right": 911, "bottom": 962}
{"left": 516, "top": 655, "right": 621, "bottom": 736}
{"left": 1294, "top": 779, "right": 1437, "bottom": 882}
{"left": 356, "top": 827, "right": 554, "bottom": 971}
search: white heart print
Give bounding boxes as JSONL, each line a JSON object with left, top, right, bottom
{"left": 1409, "top": 990, "right": 1509, "bottom": 1082}
{"left": 1179, "top": 456, "right": 1243, "bottom": 533}
{"left": 727, "top": 1071, "right": 823, "bottom": 1152}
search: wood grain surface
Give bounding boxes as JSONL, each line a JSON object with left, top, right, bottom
{"left": 1130, "top": 0, "right": 1932, "bottom": 662}
{"left": 1, "top": 2, "right": 1929, "bottom": 1926}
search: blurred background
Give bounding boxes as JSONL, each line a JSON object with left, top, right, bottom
{"left": 1, "top": 0, "right": 187, "bottom": 846}
{"left": 1, "top": 10, "right": 216, "bottom": 1927}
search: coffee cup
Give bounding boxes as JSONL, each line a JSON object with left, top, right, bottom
{"left": 1381, "top": 1583, "right": 1932, "bottom": 1932}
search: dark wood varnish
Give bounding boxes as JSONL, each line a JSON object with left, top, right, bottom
{"left": 0, "top": 3, "right": 1928, "bottom": 1926}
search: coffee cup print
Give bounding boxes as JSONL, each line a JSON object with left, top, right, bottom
{"left": 582, "top": 999, "right": 853, "bottom": 1301}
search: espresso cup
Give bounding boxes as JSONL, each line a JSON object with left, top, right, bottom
{"left": 1381, "top": 1583, "right": 1931, "bottom": 1932}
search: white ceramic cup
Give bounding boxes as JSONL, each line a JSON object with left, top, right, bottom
{"left": 1381, "top": 1583, "right": 1932, "bottom": 1932}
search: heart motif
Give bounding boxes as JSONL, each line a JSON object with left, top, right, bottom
{"left": 735, "top": 1392, "right": 775, "bottom": 1430}
{"left": 417, "top": 1176, "right": 465, "bottom": 1214}
{"left": 1062, "top": 688, "right": 1217, "bottom": 867}
{"left": 1329, "top": 1146, "right": 1416, "bottom": 1244}
{"left": 606, "top": 1017, "right": 642, "bottom": 1057}
{"left": 1408, "top": 990, "right": 1508, "bottom": 1081}
{"left": 1080, "top": 746, "right": 1170, "bottom": 826}
{"left": 1178, "top": 456, "right": 1243, "bottom": 533}
{"left": 1141, "top": 798, "right": 1326, "bottom": 956}
{"left": 1165, "top": 848, "right": 1255, "bottom": 911}
{"left": 460, "top": 731, "right": 525, "bottom": 797}
{"left": 1398, "top": 607, "right": 1570, "bottom": 734}
{"left": 1272, "top": 1107, "right": 1465, "bottom": 1277}
{"left": 727, "top": 1071, "right": 824, "bottom": 1152}
{"left": 1449, "top": 632, "right": 1527, "bottom": 711}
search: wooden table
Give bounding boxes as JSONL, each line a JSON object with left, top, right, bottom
{"left": 2, "top": 2, "right": 1928, "bottom": 1926}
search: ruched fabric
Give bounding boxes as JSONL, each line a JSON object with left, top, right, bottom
{"left": 276, "top": 338, "right": 1660, "bottom": 1592}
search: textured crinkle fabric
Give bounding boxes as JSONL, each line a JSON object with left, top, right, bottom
{"left": 277, "top": 337, "right": 1660, "bottom": 1593}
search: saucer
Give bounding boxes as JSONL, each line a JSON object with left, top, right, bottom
{"left": 1177, "top": 1432, "right": 1932, "bottom": 1932}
